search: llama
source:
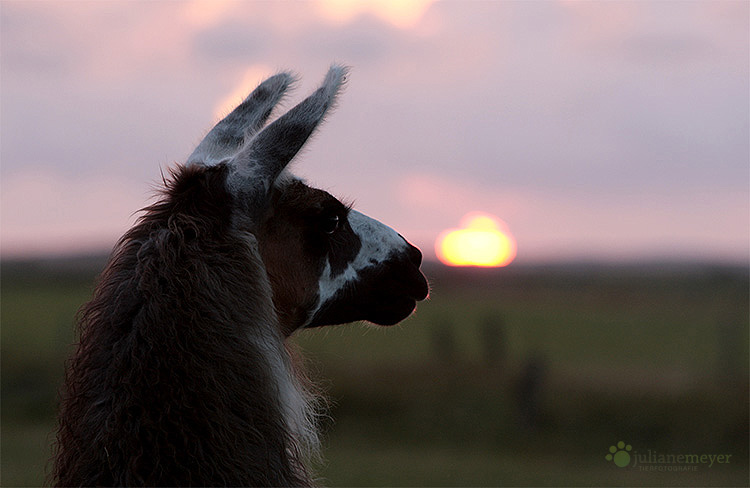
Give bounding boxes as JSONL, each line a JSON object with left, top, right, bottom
{"left": 52, "top": 65, "right": 429, "bottom": 487}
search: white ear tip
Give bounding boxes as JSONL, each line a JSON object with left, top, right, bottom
{"left": 244, "top": 72, "right": 296, "bottom": 102}
{"left": 324, "top": 64, "right": 350, "bottom": 93}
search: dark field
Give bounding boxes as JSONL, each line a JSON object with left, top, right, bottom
{"left": 2, "top": 257, "right": 748, "bottom": 486}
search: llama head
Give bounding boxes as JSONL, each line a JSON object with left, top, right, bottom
{"left": 187, "top": 66, "right": 429, "bottom": 335}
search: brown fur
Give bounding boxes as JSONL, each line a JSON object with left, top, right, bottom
{"left": 257, "top": 180, "right": 353, "bottom": 335}
{"left": 51, "top": 165, "right": 313, "bottom": 486}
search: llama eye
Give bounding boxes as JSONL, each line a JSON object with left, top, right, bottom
{"left": 321, "top": 214, "right": 340, "bottom": 234}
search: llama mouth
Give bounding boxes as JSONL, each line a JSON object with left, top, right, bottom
{"left": 365, "top": 275, "right": 428, "bottom": 326}
{"left": 307, "top": 267, "right": 428, "bottom": 328}
{"left": 370, "top": 271, "right": 429, "bottom": 325}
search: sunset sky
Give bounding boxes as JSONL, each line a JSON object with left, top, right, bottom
{"left": 1, "top": 1, "right": 748, "bottom": 263}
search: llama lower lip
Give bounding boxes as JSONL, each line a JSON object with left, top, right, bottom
{"left": 367, "top": 295, "right": 417, "bottom": 326}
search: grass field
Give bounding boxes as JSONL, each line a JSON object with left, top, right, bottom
{"left": 2, "top": 257, "right": 748, "bottom": 486}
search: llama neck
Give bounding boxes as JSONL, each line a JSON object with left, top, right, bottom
{"left": 170, "top": 232, "right": 320, "bottom": 480}
{"left": 55, "top": 230, "right": 317, "bottom": 486}
{"left": 240, "top": 235, "right": 320, "bottom": 456}
{"left": 249, "top": 321, "right": 320, "bottom": 457}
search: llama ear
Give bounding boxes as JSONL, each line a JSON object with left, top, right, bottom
{"left": 187, "top": 72, "right": 296, "bottom": 166}
{"left": 226, "top": 65, "right": 348, "bottom": 206}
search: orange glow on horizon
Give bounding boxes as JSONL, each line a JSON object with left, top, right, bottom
{"left": 436, "top": 212, "right": 517, "bottom": 267}
{"left": 316, "top": 0, "right": 434, "bottom": 28}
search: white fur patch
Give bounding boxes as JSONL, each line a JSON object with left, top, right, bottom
{"left": 240, "top": 233, "right": 320, "bottom": 455}
{"left": 306, "top": 210, "right": 409, "bottom": 324}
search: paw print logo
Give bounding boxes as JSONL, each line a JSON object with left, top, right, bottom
{"left": 605, "top": 441, "right": 632, "bottom": 467}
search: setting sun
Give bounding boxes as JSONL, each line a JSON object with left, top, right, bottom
{"left": 436, "top": 212, "right": 517, "bottom": 267}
